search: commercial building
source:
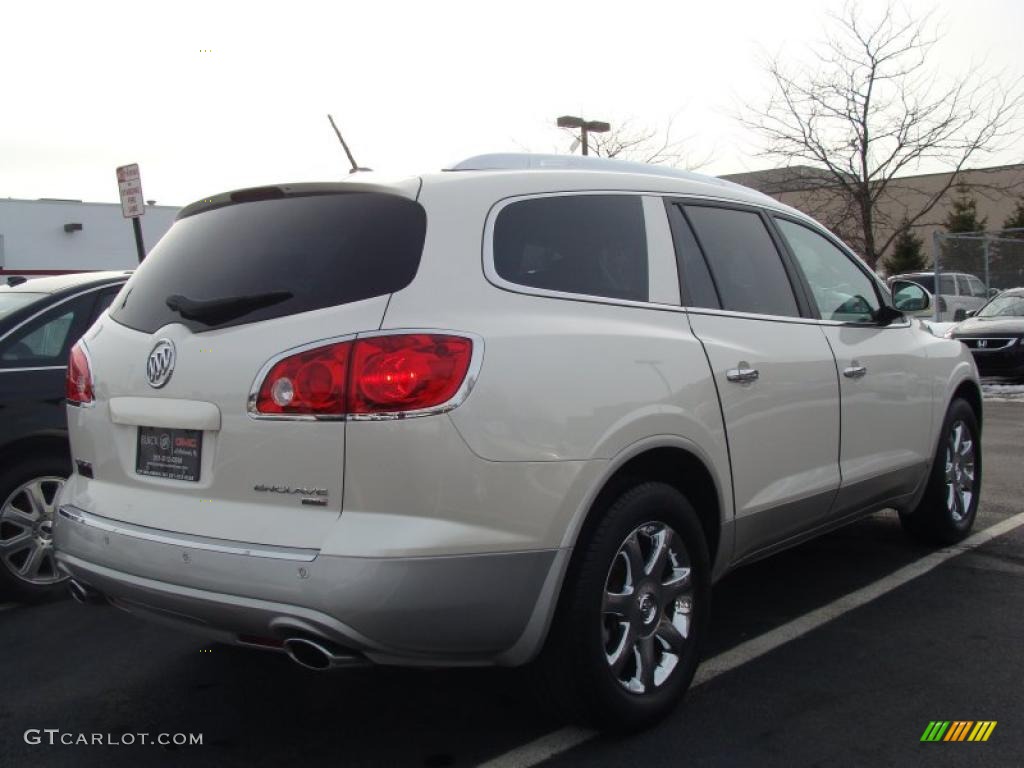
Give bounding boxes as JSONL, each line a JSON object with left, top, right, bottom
{"left": 720, "top": 163, "right": 1024, "bottom": 266}
{"left": 0, "top": 198, "right": 179, "bottom": 279}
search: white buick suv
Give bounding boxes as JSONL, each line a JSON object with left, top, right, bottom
{"left": 55, "top": 154, "right": 982, "bottom": 731}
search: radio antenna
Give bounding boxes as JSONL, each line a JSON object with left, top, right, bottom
{"left": 327, "top": 115, "right": 370, "bottom": 174}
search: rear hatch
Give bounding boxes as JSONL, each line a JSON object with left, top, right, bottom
{"left": 67, "top": 185, "right": 425, "bottom": 548}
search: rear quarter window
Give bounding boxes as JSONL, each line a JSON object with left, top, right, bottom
{"left": 110, "top": 192, "right": 426, "bottom": 334}
{"left": 492, "top": 195, "right": 649, "bottom": 302}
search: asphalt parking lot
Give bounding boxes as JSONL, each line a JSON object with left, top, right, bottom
{"left": 1, "top": 401, "right": 1021, "bottom": 768}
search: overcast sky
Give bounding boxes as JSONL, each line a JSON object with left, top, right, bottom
{"left": 3, "top": 0, "right": 1022, "bottom": 206}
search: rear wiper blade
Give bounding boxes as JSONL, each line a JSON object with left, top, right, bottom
{"left": 165, "top": 291, "right": 293, "bottom": 325}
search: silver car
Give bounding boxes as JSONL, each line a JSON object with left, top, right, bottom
{"left": 55, "top": 154, "right": 982, "bottom": 732}
{"left": 889, "top": 271, "right": 992, "bottom": 321}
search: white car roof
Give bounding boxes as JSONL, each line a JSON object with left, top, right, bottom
{"left": 181, "top": 154, "right": 824, "bottom": 232}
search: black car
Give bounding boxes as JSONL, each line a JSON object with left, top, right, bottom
{"left": 0, "top": 271, "right": 129, "bottom": 600}
{"left": 950, "top": 287, "right": 1024, "bottom": 379}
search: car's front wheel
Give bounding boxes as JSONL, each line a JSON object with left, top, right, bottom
{"left": 0, "top": 455, "right": 71, "bottom": 601}
{"left": 533, "top": 481, "right": 710, "bottom": 733}
{"left": 900, "top": 397, "right": 981, "bottom": 545}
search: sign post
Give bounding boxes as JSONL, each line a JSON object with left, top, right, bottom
{"left": 116, "top": 163, "right": 147, "bottom": 263}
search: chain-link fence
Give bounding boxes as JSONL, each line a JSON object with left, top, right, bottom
{"left": 926, "top": 228, "right": 1024, "bottom": 321}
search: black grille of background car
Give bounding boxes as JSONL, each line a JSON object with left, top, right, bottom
{"left": 962, "top": 338, "right": 1016, "bottom": 350}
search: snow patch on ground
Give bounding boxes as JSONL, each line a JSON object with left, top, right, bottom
{"left": 982, "top": 381, "right": 1024, "bottom": 401}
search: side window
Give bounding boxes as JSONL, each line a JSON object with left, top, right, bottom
{"left": 956, "top": 275, "right": 971, "bottom": 297}
{"left": 775, "top": 218, "right": 880, "bottom": 323}
{"left": 493, "top": 195, "right": 649, "bottom": 302}
{"left": 666, "top": 204, "right": 720, "bottom": 309}
{"left": 967, "top": 276, "right": 988, "bottom": 298}
{"left": 0, "top": 295, "right": 92, "bottom": 367}
{"left": 683, "top": 205, "right": 800, "bottom": 317}
{"left": 91, "top": 287, "right": 122, "bottom": 322}
{"left": 938, "top": 274, "right": 955, "bottom": 296}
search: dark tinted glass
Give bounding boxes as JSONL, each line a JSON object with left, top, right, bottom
{"left": 494, "top": 195, "right": 648, "bottom": 302}
{"left": 684, "top": 206, "right": 799, "bottom": 317}
{"left": 91, "top": 287, "right": 121, "bottom": 322}
{"left": 667, "top": 204, "right": 720, "bottom": 309}
{"left": 903, "top": 274, "right": 935, "bottom": 293}
{"left": 111, "top": 193, "right": 426, "bottom": 333}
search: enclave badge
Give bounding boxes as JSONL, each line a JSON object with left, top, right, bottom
{"left": 254, "top": 484, "right": 328, "bottom": 496}
{"left": 146, "top": 339, "right": 176, "bottom": 388}
{"left": 254, "top": 484, "right": 329, "bottom": 506}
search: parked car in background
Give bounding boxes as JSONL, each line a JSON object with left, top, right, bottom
{"left": 887, "top": 271, "right": 993, "bottom": 321}
{"left": 947, "top": 287, "right": 1024, "bottom": 379}
{"left": 55, "top": 154, "right": 981, "bottom": 732}
{"left": 0, "top": 271, "right": 129, "bottom": 600}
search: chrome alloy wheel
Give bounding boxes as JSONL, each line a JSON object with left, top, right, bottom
{"left": 945, "top": 420, "right": 976, "bottom": 523}
{"left": 602, "top": 521, "right": 693, "bottom": 694}
{"left": 0, "top": 476, "right": 66, "bottom": 586}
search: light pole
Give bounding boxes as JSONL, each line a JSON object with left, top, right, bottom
{"left": 557, "top": 115, "right": 610, "bottom": 156}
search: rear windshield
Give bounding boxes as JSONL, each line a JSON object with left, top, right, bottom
{"left": 110, "top": 192, "right": 426, "bottom": 333}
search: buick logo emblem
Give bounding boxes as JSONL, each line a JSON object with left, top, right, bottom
{"left": 146, "top": 339, "right": 176, "bottom": 388}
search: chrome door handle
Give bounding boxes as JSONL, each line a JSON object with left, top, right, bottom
{"left": 843, "top": 364, "right": 867, "bottom": 379}
{"left": 726, "top": 367, "right": 759, "bottom": 383}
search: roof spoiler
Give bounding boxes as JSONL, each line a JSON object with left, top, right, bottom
{"left": 177, "top": 177, "right": 422, "bottom": 220}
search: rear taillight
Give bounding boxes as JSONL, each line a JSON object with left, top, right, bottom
{"left": 255, "top": 341, "right": 352, "bottom": 415}
{"left": 252, "top": 334, "right": 475, "bottom": 418}
{"left": 66, "top": 342, "right": 94, "bottom": 405}
{"left": 350, "top": 334, "right": 473, "bottom": 414}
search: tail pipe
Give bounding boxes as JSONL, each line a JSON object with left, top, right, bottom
{"left": 68, "top": 579, "right": 106, "bottom": 605}
{"left": 282, "top": 637, "right": 366, "bottom": 671}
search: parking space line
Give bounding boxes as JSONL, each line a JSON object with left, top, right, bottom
{"left": 478, "top": 511, "right": 1024, "bottom": 768}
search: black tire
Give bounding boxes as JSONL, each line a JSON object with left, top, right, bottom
{"left": 0, "top": 453, "right": 71, "bottom": 602}
{"left": 899, "top": 398, "right": 981, "bottom": 545}
{"left": 531, "top": 481, "right": 711, "bottom": 733}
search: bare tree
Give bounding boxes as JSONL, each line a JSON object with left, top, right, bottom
{"left": 740, "top": 2, "right": 1022, "bottom": 269}
{"left": 559, "top": 117, "right": 714, "bottom": 171}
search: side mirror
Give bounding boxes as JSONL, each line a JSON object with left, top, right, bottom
{"left": 953, "top": 308, "right": 967, "bottom": 322}
{"left": 965, "top": 310, "right": 977, "bottom": 319}
{"left": 891, "top": 280, "right": 930, "bottom": 313}
{"left": 988, "top": 288, "right": 1001, "bottom": 298}
{"left": 874, "top": 304, "right": 904, "bottom": 326}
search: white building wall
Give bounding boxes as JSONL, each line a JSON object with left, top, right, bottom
{"left": 0, "top": 199, "right": 179, "bottom": 273}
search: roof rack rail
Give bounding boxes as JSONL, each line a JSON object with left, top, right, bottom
{"left": 443, "top": 153, "right": 744, "bottom": 190}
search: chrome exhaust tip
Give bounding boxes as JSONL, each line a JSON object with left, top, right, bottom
{"left": 282, "top": 637, "right": 365, "bottom": 671}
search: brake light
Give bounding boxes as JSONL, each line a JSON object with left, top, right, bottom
{"left": 350, "top": 334, "right": 474, "bottom": 414}
{"left": 66, "top": 342, "right": 94, "bottom": 405}
{"left": 253, "top": 334, "right": 475, "bottom": 417}
{"left": 255, "top": 341, "right": 352, "bottom": 415}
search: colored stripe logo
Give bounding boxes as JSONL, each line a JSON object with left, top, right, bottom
{"left": 921, "top": 721, "right": 997, "bottom": 742}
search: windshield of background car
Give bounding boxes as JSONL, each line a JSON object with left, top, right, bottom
{"left": 978, "top": 292, "right": 1024, "bottom": 317}
{"left": 0, "top": 292, "right": 44, "bottom": 321}
{"left": 109, "top": 192, "right": 427, "bottom": 334}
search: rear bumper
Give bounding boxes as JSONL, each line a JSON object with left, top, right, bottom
{"left": 54, "top": 505, "right": 563, "bottom": 666}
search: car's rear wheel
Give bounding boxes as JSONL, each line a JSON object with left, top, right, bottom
{"left": 0, "top": 456, "right": 71, "bottom": 601}
{"left": 900, "top": 398, "right": 981, "bottom": 545}
{"left": 533, "top": 481, "right": 710, "bottom": 733}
